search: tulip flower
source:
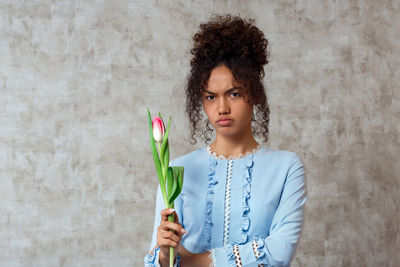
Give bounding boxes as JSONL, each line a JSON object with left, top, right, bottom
{"left": 152, "top": 117, "right": 165, "bottom": 144}
{"left": 147, "top": 108, "right": 184, "bottom": 267}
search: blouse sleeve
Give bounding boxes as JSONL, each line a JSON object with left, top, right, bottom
{"left": 209, "top": 154, "right": 307, "bottom": 267}
{"left": 144, "top": 161, "right": 183, "bottom": 267}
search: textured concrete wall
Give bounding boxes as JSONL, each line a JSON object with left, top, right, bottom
{"left": 0, "top": 1, "right": 399, "bottom": 266}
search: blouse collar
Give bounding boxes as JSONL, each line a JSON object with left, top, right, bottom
{"left": 206, "top": 143, "right": 261, "bottom": 160}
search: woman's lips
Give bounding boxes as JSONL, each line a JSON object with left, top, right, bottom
{"left": 217, "top": 119, "right": 233, "bottom": 126}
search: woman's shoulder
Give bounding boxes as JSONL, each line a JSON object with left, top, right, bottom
{"left": 170, "top": 147, "right": 207, "bottom": 166}
{"left": 257, "top": 146, "right": 303, "bottom": 165}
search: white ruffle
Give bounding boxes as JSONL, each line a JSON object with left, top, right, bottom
{"left": 206, "top": 144, "right": 260, "bottom": 160}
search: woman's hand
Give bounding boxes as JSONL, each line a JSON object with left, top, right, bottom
{"left": 157, "top": 208, "right": 187, "bottom": 264}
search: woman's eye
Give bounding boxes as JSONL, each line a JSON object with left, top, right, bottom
{"left": 205, "top": 95, "right": 215, "bottom": 101}
{"left": 231, "top": 92, "right": 240, "bottom": 98}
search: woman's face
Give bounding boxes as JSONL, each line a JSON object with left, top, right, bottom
{"left": 202, "top": 64, "right": 254, "bottom": 140}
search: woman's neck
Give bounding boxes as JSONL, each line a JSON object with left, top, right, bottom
{"left": 210, "top": 135, "right": 259, "bottom": 159}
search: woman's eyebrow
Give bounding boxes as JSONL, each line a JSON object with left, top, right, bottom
{"left": 204, "top": 87, "right": 241, "bottom": 94}
{"left": 225, "top": 86, "right": 242, "bottom": 93}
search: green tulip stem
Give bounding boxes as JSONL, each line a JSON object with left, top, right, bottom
{"left": 168, "top": 209, "right": 175, "bottom": 267}
{"left": 157, "top": 143, "right": 168, "bottom": 207}
{"left": 158, "top": 142, "right": 175, "bottom": 267}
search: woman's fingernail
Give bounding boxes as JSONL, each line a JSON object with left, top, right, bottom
{"left": 169, "top": 208, "right": 174, "bottom": 212}
{"left": 181, "top": 228, "right": 187, "bottom": 234}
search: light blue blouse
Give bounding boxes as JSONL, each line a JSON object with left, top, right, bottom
{"left": 144, "top": 146, "right": 307, "bottom": 266}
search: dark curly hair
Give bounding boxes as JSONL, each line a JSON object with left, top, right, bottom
{"left": 185, "top": 14, "right": 270, "bottom": 145}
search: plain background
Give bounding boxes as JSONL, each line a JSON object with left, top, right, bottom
{"left": 0, "top": 1, "right": 399, "bottom": 266}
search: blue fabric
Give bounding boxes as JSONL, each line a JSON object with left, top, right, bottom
{"left": 144, "top": 146, "right": 307, "bottom": 267}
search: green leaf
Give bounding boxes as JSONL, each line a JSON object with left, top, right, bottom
{"left": 160, "top": 117, "right": 171, "bottom": 173}
{"left": 162, "top": 139, "right": 170, "bottom": 178}
{"left": 166, "top": 167, "right": 174, "bottom": 198}
{"left": 168, "top": 166, "right": 184, "bottom": 205}
{"left": 170, "top": 167, "right": 178, "bottom": 203}
{"left": 147, "top": 108, "right": 163, "bottom": 185}
{"left": 161, "top": 117, "right": 171, "bottom": 152}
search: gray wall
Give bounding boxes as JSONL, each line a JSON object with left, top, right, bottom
{"left": 1, "top": 1, "right": 399, "bottom": 266}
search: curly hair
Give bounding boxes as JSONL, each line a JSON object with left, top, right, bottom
{"left": 185, "top": 14, "right": 270, "bottom": 145}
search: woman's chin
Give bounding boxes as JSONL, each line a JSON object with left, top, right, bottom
{"left": 215, "top": 129, "right": 242, "bottom": 138}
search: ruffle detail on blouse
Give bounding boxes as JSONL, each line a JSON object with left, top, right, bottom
{"left": 254, "top": 235, "right": 266, "bottom": 264}
{"left": 224, "top": 244, "right": 238, "bottom": 267}
{"left": 204, "top": 156, "right": 218, "bottom": 251}
{"left": 144, "top": 245, "right": 160, "bottom": 266}
{"left": 239, "top": 154, "right": 255, "bottom": 244}
{"left": 209, "top": 248, "right": 217, "bottom": 267}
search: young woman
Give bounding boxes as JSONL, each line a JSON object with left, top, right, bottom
{"left": 145, "top": 15, "right": 307, "bottom": 267}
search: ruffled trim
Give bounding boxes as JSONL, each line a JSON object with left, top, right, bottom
{"left": 207, "top": 144, "right": 260, "bottom": 160}
{"left": 144, "top": 246, "right": 160, "bottom": 266}
{"left": 204, "top": 156, "right": 218, "bottom": 251}
{"left": 255, "top": 235, "right": 266, "bottom": 265}
{"left": 224, "top": 244, "right": 238, "bottom": 267}
{"left": 209, "top": 248, "right": 217, "bottom": 267}
{"left": 144, "top": 246, "right": 181, "bottom": 267}
{"left": 239, "top": 154, "right": 255, "bottom": 244}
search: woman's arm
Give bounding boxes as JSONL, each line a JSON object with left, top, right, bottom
{"left": 177, "top": 246, "right": 212, "bottom": 267}
{"left": 144, "top": 184, "right": 183, "bottom": 267}
{"left": 208, "top": 154, "right": 307, "bottom": 267}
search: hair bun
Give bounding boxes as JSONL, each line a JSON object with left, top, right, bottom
{"left": 191, "top": 15, "right": 269, "bottom": 75}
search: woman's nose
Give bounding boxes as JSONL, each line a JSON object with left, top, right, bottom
{"left": 218, "top": 97, "right": 230, "bottom": 114}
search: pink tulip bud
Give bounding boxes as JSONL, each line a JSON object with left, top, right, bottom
{"left": 152, "top": 116, "right": 165, "bottom": 144}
